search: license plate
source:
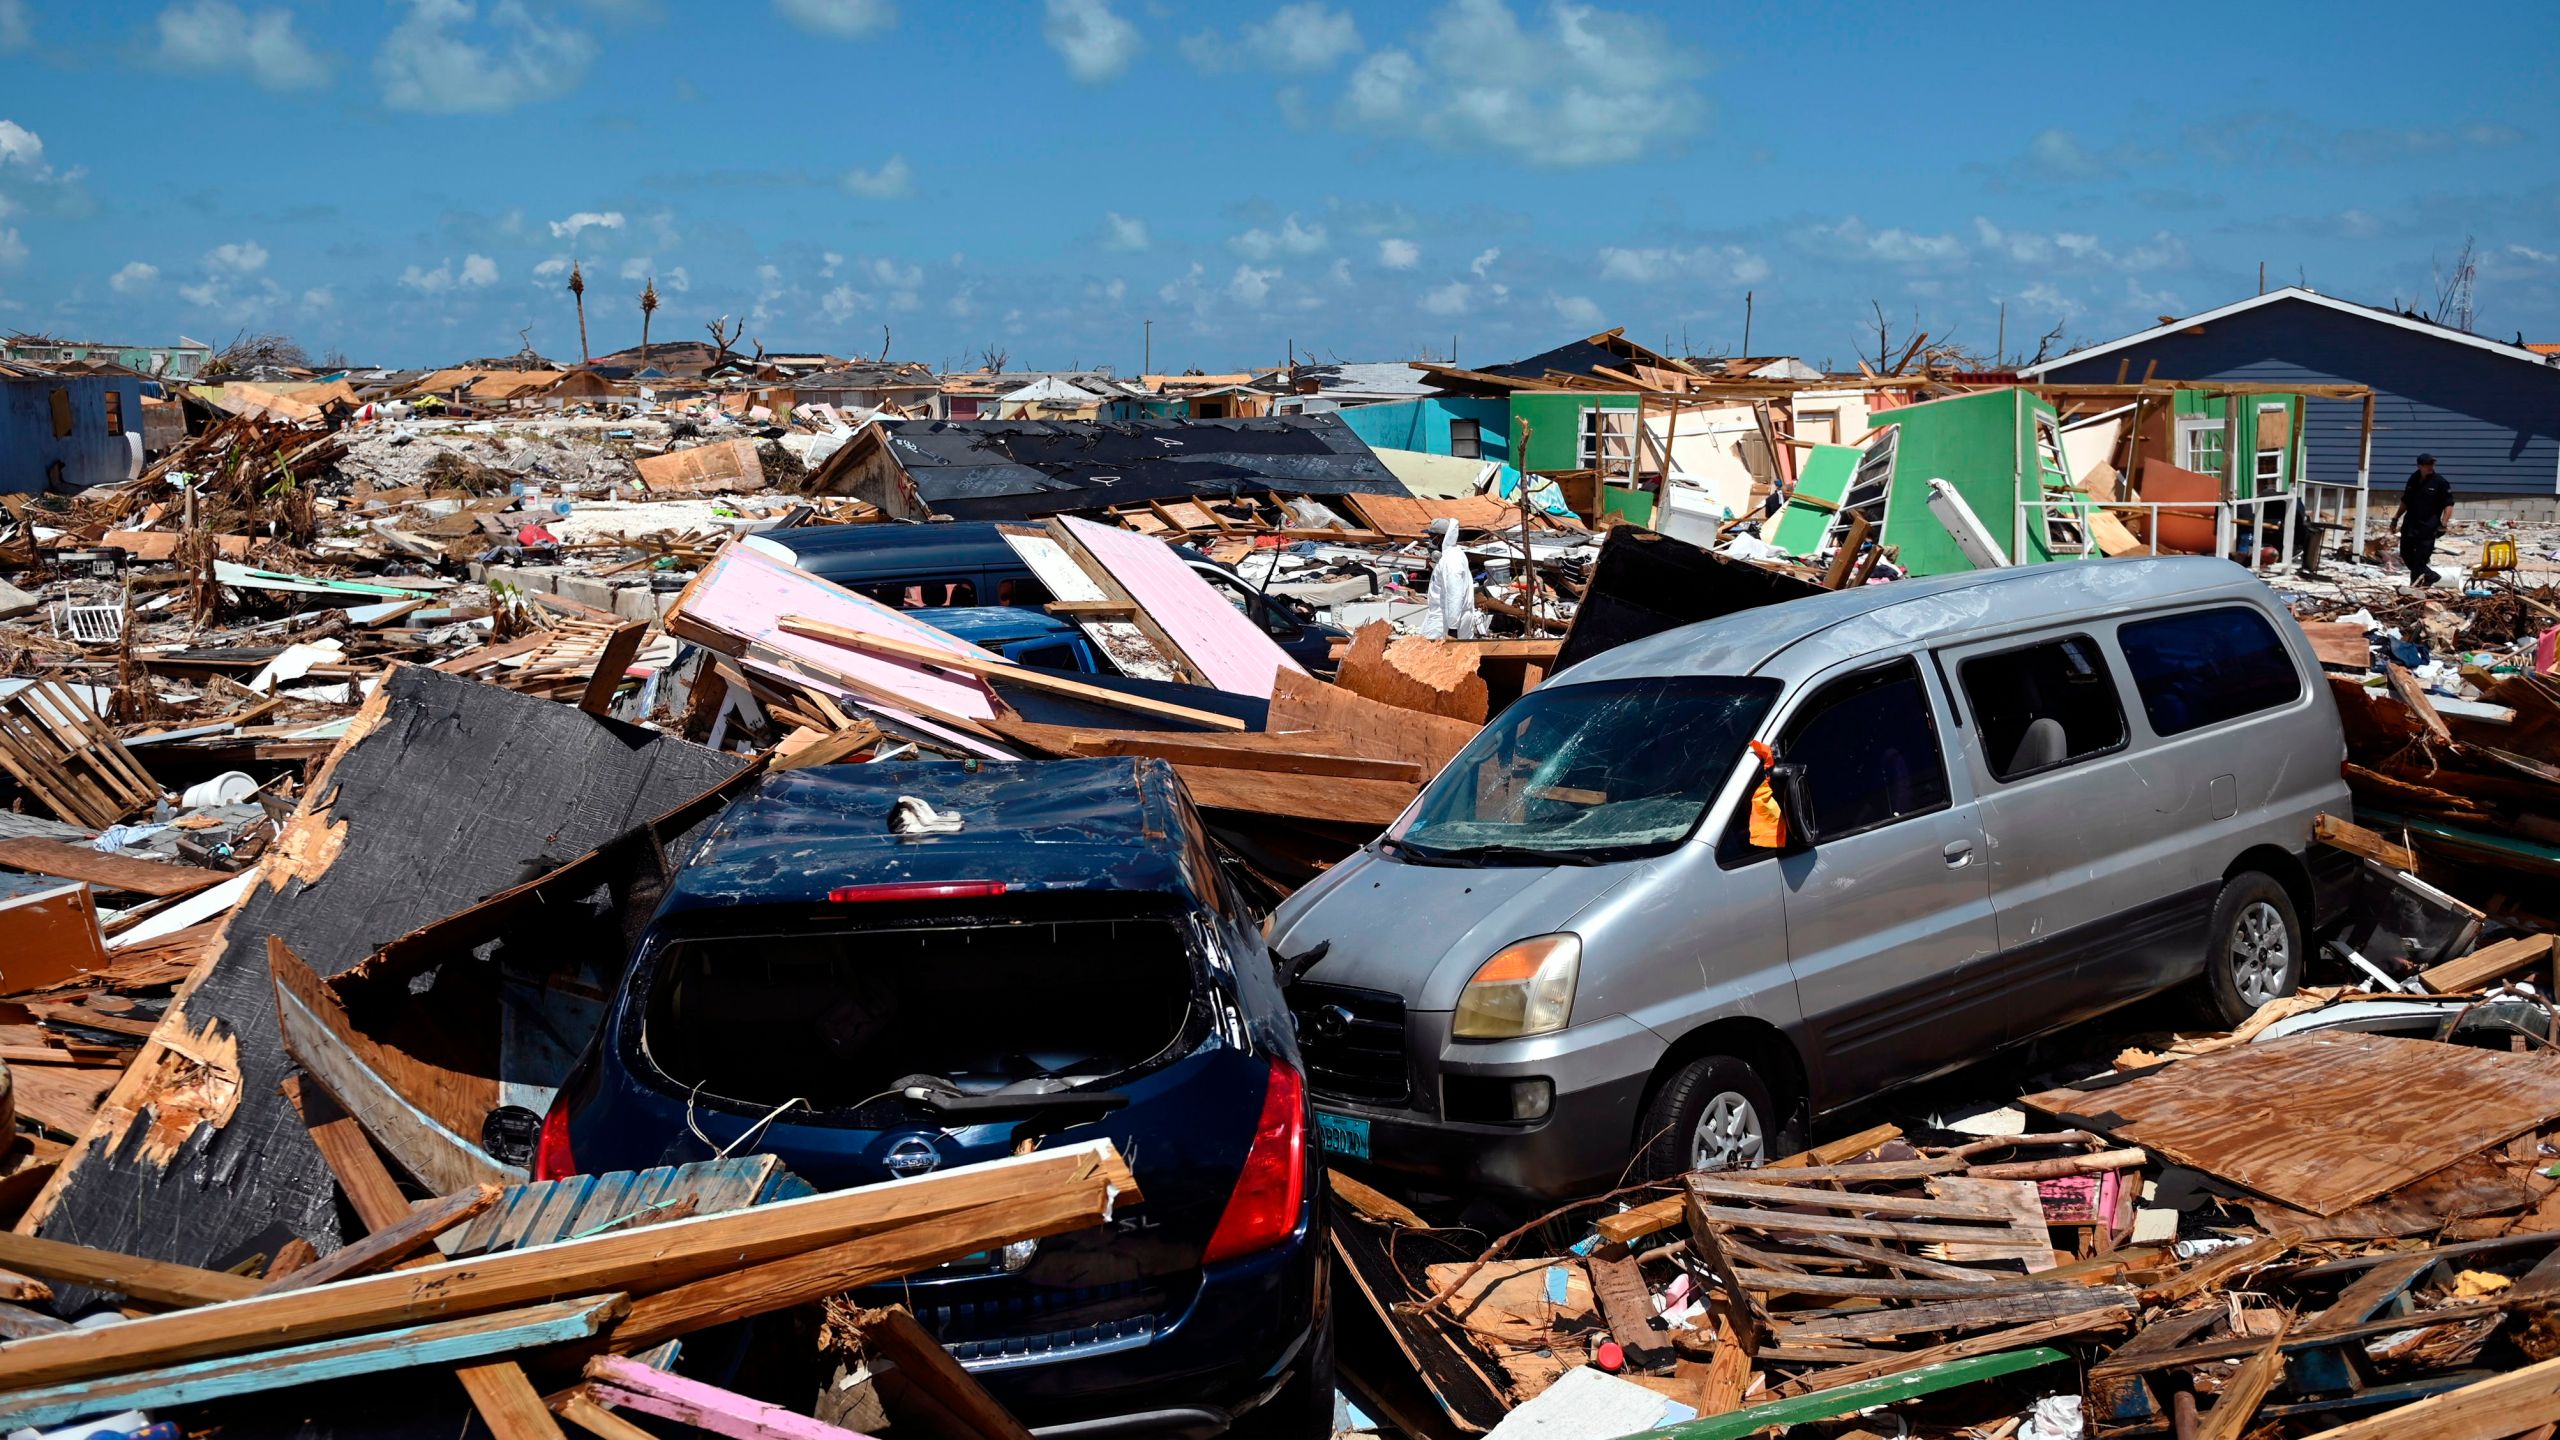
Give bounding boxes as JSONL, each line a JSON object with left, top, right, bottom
{"left": 1316, "top": 1111, "right": 1371, "bottom": 1161}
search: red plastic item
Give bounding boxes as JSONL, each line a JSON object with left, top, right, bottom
{"left": 517, "top": 522, "right": 559, "bottom": 545}
{"left": 1594, "top": 1340, "right": 1625, "bottom": 1373}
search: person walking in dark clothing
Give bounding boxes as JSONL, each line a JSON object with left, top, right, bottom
{"left": 2392, "top": 454, "right": 2454, "bottom": 587}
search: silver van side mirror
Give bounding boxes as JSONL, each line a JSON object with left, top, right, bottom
{"left": 1764, "top": 763, "right": 1816, "bottom": 854}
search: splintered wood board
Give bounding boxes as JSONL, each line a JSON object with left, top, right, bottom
{"left": 2022, "top": 1030, "right": 2560, "bottom": 1216}
{"left": 995, "top": 528, "right": 1179, "bottom": 683}
{"left": 1059, "top": 515, "right": 1306, "bottom": 699}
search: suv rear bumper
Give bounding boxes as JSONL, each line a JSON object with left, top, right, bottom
{"left": 979, "top": 1217, "right": 1326, "bottom": 1435}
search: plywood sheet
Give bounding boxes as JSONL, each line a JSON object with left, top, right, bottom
{"left": 0, "top": 839, "right": 229, "bottom": 898}
{"left": 633, "top": 438, "right": 760, "bottom": 496}
{"left": 1058, "top": 515, "right": 1306, "bottom": 699}
{"left": 2022, "top": 1030, "right": 2560, "bottom": 1215}
{"left": 667, "top": 541, "right": 1002, "bottom": 721}
{"left": 0, "top": 885, "right": 108, "bottom": 994}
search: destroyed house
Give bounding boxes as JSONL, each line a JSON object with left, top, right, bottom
{"left": 1, "top": 361, "right": 154, "bottom": 494}
{"left": 1804, "top": 386, "right": 2095, "bottom": 577}
{"left": 2026, "top": 286, "right": 2560, "bottom": 518}
{"left": 800, "top": 412, "right": 1412, "bottom": 522}
{"left": 786, "top": 361, "right": 941, "bottom": 416}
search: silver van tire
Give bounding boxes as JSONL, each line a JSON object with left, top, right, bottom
{"left": 2201, "top": 872, "right": 2302, "bottom": 1027}
{"left": 1634, "top": 1056, "right": 1776, "bottom": 1179}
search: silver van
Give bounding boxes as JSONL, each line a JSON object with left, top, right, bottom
{"left": 1268, "top": 557, "right": 2352, "bottom": 1199}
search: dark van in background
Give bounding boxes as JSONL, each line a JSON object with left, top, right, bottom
{"left": 543, "top": 759, "right": 1331, "bottom": 1438}
{"left": 746, "top": 522, "right": 1345, "bottom": 675}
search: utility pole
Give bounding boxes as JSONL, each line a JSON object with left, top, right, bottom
{"left": 1996, "top": 301, "right": 2006, "bottom": 364}
{"left": 2259, "top": 261, "right": 2267, "bottom": 295}
{"left": 1741, "top": 291, "right": 1754, "bottom": 357}
{"left": 1143, "top": 319, "right": 1152, "bottom": 376}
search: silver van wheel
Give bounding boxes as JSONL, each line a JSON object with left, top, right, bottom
{"left": 2231, "top": 900, "right": 2292, "bottom": 1006}
{"left": 1690, "top": 1092, "right": 1767, "bottom": 1171}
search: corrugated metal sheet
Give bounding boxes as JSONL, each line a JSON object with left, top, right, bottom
{"left": 2041, "top": 296, "right": 2560, "bottom": 497}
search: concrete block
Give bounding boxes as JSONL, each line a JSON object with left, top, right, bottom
{"left": 0, "top": 577, "right": 36, "bottom": 621}
{"left": 481, "top": 564, "right": 559, "bottom": 596}
{"left": 552, "top": 573, "right": 618, "bottom": 612}
{"left": 610, "top": 584, "right": 659, "bottom": 623}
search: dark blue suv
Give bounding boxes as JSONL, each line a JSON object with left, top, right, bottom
{"left": 541, "top": 758, "right": 1330, "bottom": 1438}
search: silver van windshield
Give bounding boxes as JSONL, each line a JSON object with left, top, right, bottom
{"left": 1389, "top": 676, "right": 1781, "bottom": 865}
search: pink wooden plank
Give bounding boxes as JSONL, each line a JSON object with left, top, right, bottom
{"left": 588, "top": 1354, "right": 878, "bottom": 1440}
{"left": 672, "top": 542, "right": 1000, "bottom": 721}
{"left": 1057, "top": 516, "right": 1306, "bottom": 700}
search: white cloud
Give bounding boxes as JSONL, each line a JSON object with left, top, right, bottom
{"left": 1103, "top": 211, "right": 1150, "bottom": 252}
{"left": 110, "top": 261, "right": 159, "bottom": 294}
{"left": 1336, "top": 0, "right": 1701, "bottom": 168}
{"left": 1551, "top": 293, "right": 1604, "bottom": 327}
{"left": 662, "top": 265, "right": 690, "bottom": 293}
{"left": 1420, "top": 280, "right": 1470, "bottom": 316}
{"left": 820, "top": 251, "right": 844, "bottom": 278}
{"left": 0, "top": 228, "right": 24, "bottom": 268}
{"left": 400, "top": 260, "right": 455, "bottom": 294}
{"left": 206, "top": 240, "right": 268, "bottom": 273}
{"left": 1232, "top": 213, "right": 1327, "bottom": 260}
{"left": 1228, "top": 264, "right": 1279, "bottom": 307}
{"left": 1812, "top": 216, "right": 1964, "bottom": 265}
{"left": 865, "top": 257, "right": 922, "bottom": 290}
{"left": 0, "top": 120, "right": 44, "bottom": 172}
{"left": 376, "top": 0, "right": 597, "bottom": 114}
{"left": 1182, "top": 2, "right": 1361, "bottom": 73}
{"left": 301, "top": 286, "right": 334, "bottom": 309}
{"left": 1469, "top": 246, "right": 1499, "bottom": 278}
{"left": 1098, "top": 277, "right": 1126, "bottom": 303}
{"left": 178, "top": 280, "right": 219, "bottom": 306}
{"left": 547, "top": 209, "right": 623, "bottom": 240}
{"left": 1972, "top": 217, "right": 2051, "bottom": 264}
{"left": 532, "top": 255, "right": 570, "bottom": 280}
{"left": 1377, "top": 237, "right": 1419, "bottom": 270}
{"left": 2009, "top": 281, "right": 2080, "bottom": 319}
{"left": 772, "top": 0, "right": 894, "bottom": 38}
{"left": 821, "top": 283, "right": 867, "bottom": 322}
{"left": 460, "top": 253, "right": 499, "bottom": 287}
{"left": 1043, "top": 0, "right": 1140, "bottom": 84}
{"left": 151, "top": 2, "right": 331, "bottom": 91}
{"left": 2512, "top": 244, "right": 2560, "bottom": 265}
{"left": 619, "top": 256, "right": 652, "bottom": 281}
{"left": 1159, "top": 261, "right": 1210, "bottom": 313}
{"left": 1595, "top": 244, "right": 1765, "bottom": 286}
{"left": 842, "top": 154, "right": 912, "bottom": 199}
{"left": 0, "top": 0, "right": 28, "bottom": 51}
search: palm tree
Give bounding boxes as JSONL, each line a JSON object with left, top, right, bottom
{"left": 639, "top": 277, "right": 660, "bottom": 369}
{"left": 567, "top": 261, "right": 589, "bottom": 365}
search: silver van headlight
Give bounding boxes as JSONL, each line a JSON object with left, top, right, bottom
{"left": 1452, "top": 934, "right": 1581, "bottom": 1040}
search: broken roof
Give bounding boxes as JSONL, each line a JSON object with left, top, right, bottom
{"left": 1278, "top": 361, "right": 1437, "bottom": 399}
{"left": 790, "top": 361, "right": 938, "bottom": 390}
{"left": 1002, "top": 375, "right": 1110, "bottom": 406}
{"left": 847, "top": 412, "right": 1411, "bottom": 521}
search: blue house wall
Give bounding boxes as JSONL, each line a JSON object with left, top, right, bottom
{"left": 1333, "top": 396, "right": 1513, "bottom": 467}
{"left": 1, "top": 372, "right": 153, "bottom": 495}
{"left": 2039, "top": 297, "right": 2560, "bottom": 499}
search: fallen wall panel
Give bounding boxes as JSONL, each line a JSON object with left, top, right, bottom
{"left": 17, "top": 665, "right": 747, "bottom": 1281}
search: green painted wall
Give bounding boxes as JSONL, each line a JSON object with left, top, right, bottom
{"left": 2166, "top": 390, "right": 2304, "bottom": 499}
{"left": 1873, "top": 389, "right": 2028, "bottom": 576}
{"left": 1509, "top": 392, "right": 1636, "bottom": 473}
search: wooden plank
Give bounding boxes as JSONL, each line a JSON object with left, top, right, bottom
{"left": 559, "top": 1392, "right": 661, "bottom": 1440}
{"left": 1170, "top": 764, "right": 1416, "bottom": 827}
{"left": 1774, "top": 1285, "right": 2139, "bottom": 1341}
{"left": 2143, "top": 1234, "right": 2294, "bottom": 1306}
{"left": 0, "top": 1141, "right": 1137, "bottom": 1391}
{"left": 1688, "top": 1176, "right": 2026, "bottom": 1223}
{"left": 1591, "top": 1252, "right": 1676, "bottom": 1371}
{"left": 2022, "top": 1031, "right": 2560, "bottom": 1216}
{"left": 460, "top": 1357, "right": 575, "bottom": 1440}
{"left": 588, "top": 1353, "right": 876, "bottom": 1440}
{"left": 2388, "top": 663, "right": 2454, "bottom": 745}
{"left": 1596, "top": 1125, "right": 1909, "bottom": 1247}
{"left": 835, "top": 1305, "right": 1035, "bottom": 1440}
{"left": 2312, "top": 812, "right": 2415, "bottom": 871}
{"left": 0, "top": 840, "right": 227, "bottom": 898}
{"left": 2306, "top": 1351, "right": 2560, "bottom": 1439}
{"left": 1733, "top": 1268, "right": 2094, "bottom": 1303}
{"left": 1070, "top": 734, "right": 1423, "bottom": 782}
{"left": 270, "top": 937, "right": 524, "bottom": 1195}
{"left": 2297, "top": 619, "right": 2374, "bottom": 670}
{"left": 257, "top": 1183, "right": 502, "bottom": 1293}
{"left": 1924, "top": 1176, "right": 2056, "bottom": 1273}
{"left": 2197, "top": 1325, "right": 2288, "bottom": 1440}
{"left": 778, "top": 616, "right": 1247, "bottom": 730}
{"left": 578, "top": 621, "right": 650, "bottom": 717}
{"left": 1265, "top": 669, "right": 1480, "bottom": 775}
{"left": 2420, "top": 933, "right": 2556, "bottom": 995}
{"left": 0, "top": 1230, "right": 263, "bottom": 1307}
{"left": 283, "top": 1074, "right": 413, "bottom": 1234}
{"left": 0, "top": 1296, "right": 626, "bottom": 1430}
{"left": 1694, "top": 1204, "right": 2042, "bottom": 1247}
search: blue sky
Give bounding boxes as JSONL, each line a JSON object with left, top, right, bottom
{"left": 2, "top": 0, "right": 2555, "bottom": 373}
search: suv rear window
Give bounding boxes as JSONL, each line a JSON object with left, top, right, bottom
{"left": 640, "top": 912, "right": 1199, "bottom": 1115}
{"left": 2117, "top": 605, "right": 2302, "bottom": 736}
{"left": 1958, "top": 635, "right": 2127, "bottom": 782}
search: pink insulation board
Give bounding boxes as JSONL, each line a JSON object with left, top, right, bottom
{"left": 670, "top": 540, "right": 1002, "bottom": 721}
{"left": 1058, "top": 515, "right": 1307, "bottom": 700}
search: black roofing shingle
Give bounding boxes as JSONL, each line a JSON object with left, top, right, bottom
{"left": 876, "top": 412, "right": 1409, "bottom": 520}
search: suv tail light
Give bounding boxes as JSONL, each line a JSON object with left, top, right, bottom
{"left": 535, "top": 1103, "right": 577, "bottom": 1181}
{"left": 1203, "top": 1058, "right": 1307, "bottom": 1265}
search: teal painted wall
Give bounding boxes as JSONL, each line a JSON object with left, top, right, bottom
{"left": 1335, "top": 396, "right": 1512, "bottom": 466}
